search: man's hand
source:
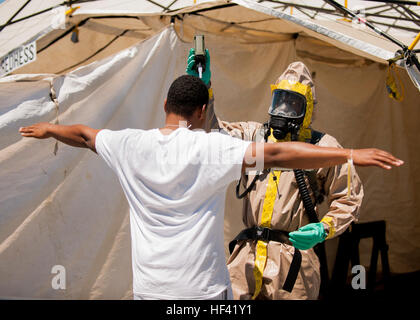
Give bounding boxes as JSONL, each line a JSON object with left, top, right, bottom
{"left": 19, "top": 123, "right": 100, "bottom": 152}
{"left": 19, "top": 122, "right": 52, "bottom": 139}
{"left": 186, "top": 48, "right": 211, "bottom": 86}
{"left": 352, "top": 148, "right": 403, "bottom": 170}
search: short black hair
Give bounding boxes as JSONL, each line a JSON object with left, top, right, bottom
{"left": 166, "top": 75, "right": 209, "bottom": 118}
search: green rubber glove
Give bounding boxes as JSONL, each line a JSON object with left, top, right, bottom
{"left": 186, "top": 48, "right": 211, "bottom": 86}
{"left": 289, "top": 222, "right": 327, "bottom": 250}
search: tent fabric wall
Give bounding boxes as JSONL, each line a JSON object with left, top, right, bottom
{"left": 0, "top": 25, "right": 419, "bottom": 299}
{"left": 0, "top": 27, "right": 180, "bottom": 299}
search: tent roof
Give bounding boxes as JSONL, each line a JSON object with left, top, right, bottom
{"left": 0, "top": 0, "right": 419, "bottom": 75}
{"left": 254, "top": 1, "right": 420, "bottom": 38}
{"left": 233, "top": 0, "right": 419, "bottom": 62}
{"left": 0, "top": 0, "right": 221, "bottom": 59}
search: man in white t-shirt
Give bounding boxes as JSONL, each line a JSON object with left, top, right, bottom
{"left": 19, "top": 75, "right": 403, "bottom": 300}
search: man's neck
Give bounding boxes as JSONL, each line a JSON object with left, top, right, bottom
{"left": 160, "top": 114, "right": 192, "bottom": 135}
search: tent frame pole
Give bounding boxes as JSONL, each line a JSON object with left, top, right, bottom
{"left": 0, "top": 0, "right": 32, "bottom": 32}
{"left": 324, "top": 0, "right": 408, "bottom": 50}
{"left": 360, "top": 0, "right": 420, "bottom": 6}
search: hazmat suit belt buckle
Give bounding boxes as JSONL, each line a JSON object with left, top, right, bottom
{"left": 255, "top": 226, "right": 271, "bottom": 242}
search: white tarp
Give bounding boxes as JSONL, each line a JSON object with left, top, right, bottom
{"left": 1, "top": 25, "right": 419, "bottom": 299}
{"left": 0, "top": 26, "right": 180, "bottom": 299}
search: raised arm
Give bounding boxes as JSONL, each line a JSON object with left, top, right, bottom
{"left": 186, "top": 48, "right": 221, "bottom": 132}
{"left": 243, "top": 141, "right": 403, "bottom": 171}
{"left": 19, "top": 122, "right": 100, "bottom": 153}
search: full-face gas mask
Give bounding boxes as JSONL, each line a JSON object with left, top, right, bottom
{"left": 267, "top": 79, "right": 314, "bottom": 142}
{"left": 268, "top": 89, "right": 307, "bottom": 141}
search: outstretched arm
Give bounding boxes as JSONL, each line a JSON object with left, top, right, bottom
{"left": 243, "top": 141, "right": 403, "bottom": 171}
{"left": 19, "top": 122, "right": 100, "bottom": 153}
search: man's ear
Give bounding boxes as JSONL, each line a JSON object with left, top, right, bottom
{"left": 199, "top": 104, "right": 207, "bottom": 120}
{"left": 163, "top": 99, "right": 168, "bottom": 113}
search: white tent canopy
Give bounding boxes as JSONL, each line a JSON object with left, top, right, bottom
{"left": 0, "top": 0, "right": 419, "bottom": 299}
{"left": 1, "top": 0, "right": 419, "bottom": 75}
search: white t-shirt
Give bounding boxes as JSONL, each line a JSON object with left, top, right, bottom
{"left": 95, "top": 127, "right": 251, "bottom": 299}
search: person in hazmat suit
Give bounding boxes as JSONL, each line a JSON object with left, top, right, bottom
{"left": 186, "top": 49, "right": 363, "bottom": 300}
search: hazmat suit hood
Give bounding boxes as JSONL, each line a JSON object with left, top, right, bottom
{"left": 268, "top": 61, "right": 316, "bottom": 142}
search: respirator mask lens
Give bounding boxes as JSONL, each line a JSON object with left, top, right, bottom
{"left": 268, "top": 89, "right": 306, "bottom": 119}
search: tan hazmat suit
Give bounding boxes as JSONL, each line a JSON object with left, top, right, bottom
{"left": 206, "top": 62, "right": 364, "bottom": 300}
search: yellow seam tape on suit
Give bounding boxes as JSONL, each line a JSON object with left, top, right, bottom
{"left": 253, "top": 81, "right": 314, "bottom": 299}
{"left": 347, "top": 156, "right": 354, "bottom": 199}
{"left": 252, "top": 169, "right": 281, "bottom": 299}
{"left": 253, "top": 240, "right": 268, "bottom": 299}
{"left": 321, "top": 216, "right": 336, "bottom": 240}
